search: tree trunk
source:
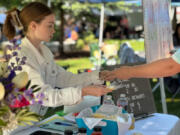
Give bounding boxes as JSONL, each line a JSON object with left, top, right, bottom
{"left": 59, "top": 3, "right": 65, "bottom": 56}
{"left": 172, "top": 7, "right": 177, "bottom": 32}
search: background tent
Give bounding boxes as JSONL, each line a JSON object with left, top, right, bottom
{"left": 172, "top": 0, "right": 180, "bottom": 6}
{"left": 0, "top": 13, "right": 6, "bottom": 24}
{"left": 79, "top": 0, "right": 141, "bottom": 68}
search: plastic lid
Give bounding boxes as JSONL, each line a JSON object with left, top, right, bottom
{"left": 120, "top": 94, "right": 126, "bottom": 97}
{"left": 64, "top": 129, "right": 73, "bottom": 135}
{"left": 106, "top": 95, "right": 112, "bottom": 99}
{"left": 56, "top": 110, "right": 67, "bottom": 116}
{"left": 94, "top": 126, "right": 102, "bottom": 132}
{"left": 78, "top": 128, "right": 87, "bottom": 133}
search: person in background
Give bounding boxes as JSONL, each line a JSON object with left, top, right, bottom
{"left": 173, "top": 23, "right": 180, "bottom": 47}
{"left": 70, "top": 24, "right": 79, "bottom": 41}
{"left": 3, "top": 2, "right": 112, "bottom": 116}
{"left": 120, "top": 15, "right": 129, "bottom": 39}
{"left": 0, "top": 23, "right": 7, "bottom": 43}
{"left": 0, "top": 24, "right": 2, "bottom": 41}
{"left": 64, "top": 24, "right": 71, "bottom": 39}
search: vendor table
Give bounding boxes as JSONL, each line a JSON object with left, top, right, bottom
{"left": 12, "top": 113, "right": 180, "bottom": 135}
{"left": 126, "top": 113, "right": 180, "bottom": 135}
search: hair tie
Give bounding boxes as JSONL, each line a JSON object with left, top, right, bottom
{"left": 10, "top": 10, "right": 24, "bottom": 31}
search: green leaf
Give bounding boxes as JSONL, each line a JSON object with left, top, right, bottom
{"left": 0, "top": 106, "right": 10, "bottom": 117}
{"left": 23, "top": 112, "right": 39, "bottom": 117}
{"left": 18, "top": 121, "right": 34, "bottom": 126}
{"left": 0, "top": 128, "right": 2, "bottom": 135}
{"left": 0, "top": 119, "right": 7, "bottom": 126}
{"left": 0, "top": 112, "right": 6, "bottom": 117}
{"left": 0, "top": 106, "right": 9, "bottom": 112}
{"left": 18, "top": 122, "right": 26, "bottom": 127}
{"left": 18, "top": 116, "right": 39, "bottom": 122}
{"left": 17, "top": 109, "right": 41, "bottom": 125}
{"left": 31, "top": 85, "right": 38, "bottom": 89}
{"left": 22, "top": 121, "right": 33, "bottom": 126}
{"left": 33, "top": 88, "right": 41, "bottom": 93}
{"left": 16, "top": 109, "right": 28, "bottom": 118}
{"left": 25, "top": 80, "right": 31, "bottom": 89}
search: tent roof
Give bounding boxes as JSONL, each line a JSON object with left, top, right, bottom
{"left": 79, "top": 0, "right": 139, "bottom": 3}
{"left": 91, "top": 5, "right": 142, "bottom": 16}
{"left": 0, "top": 13, "right": 6, "bottom": 24}
{"left": 79, "top": 0, "right": 180, "bottom": 7}
{"left": 79, "top": 0, "right": 122, "bottom": 3}
{"left": 172, "top": 0, "right": 180, "bottom": 6}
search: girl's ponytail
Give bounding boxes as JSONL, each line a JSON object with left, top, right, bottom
{"left": 3, "top": 13, "right": 16, "bottom": 40}
{"left": 3, "top": 2, "right": 53, "bottom": 40}
{"left": 3, "top": 8, "right": 23, "bottom": 40}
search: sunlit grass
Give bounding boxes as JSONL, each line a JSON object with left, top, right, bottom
{"left": 151, "top": 80, "right": 180, "bottom": 117}
{"left": 104, "top": 39, "right": 145, "bottom": 52}
{"left": 56, "top": 57, "right": 93, "bottom": 74}
{"left": 166, "top": 98, "right": 180, "bottom": 103}
{"left": 0, "top": 50, "right": 3, "bottom": 56}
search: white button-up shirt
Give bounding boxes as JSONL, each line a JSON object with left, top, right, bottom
{"left": 10, "top": 37, "right": 102, "bottom": 115}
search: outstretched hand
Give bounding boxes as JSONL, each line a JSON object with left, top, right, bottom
{"left": 99, "top": 70, "right": 115, "bottom": 81}
{"left": 82, "top": 85, "right": 112, "bottom": 97}
{"left": 99, "top": 67, "right": 131, "bottom": 81}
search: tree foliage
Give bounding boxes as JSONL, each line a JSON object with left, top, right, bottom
{"left": 0, "top": 0, "right": 140, "bottom": 55}
{"left": 0, "top": 0, "right": 24, "bottom": 10}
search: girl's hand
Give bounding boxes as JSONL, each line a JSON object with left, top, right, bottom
{"left": 82, "top": 85, "right": 112, "bottom": 97}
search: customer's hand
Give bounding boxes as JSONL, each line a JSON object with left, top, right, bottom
{"left": 100, "top": 66, "right": 131, "bottom": 81}
{"left": 82, "top": 85, "right": 112, "bottom": 97}
{"left": 99, "top": 70, "right": 112, "bottom": 80}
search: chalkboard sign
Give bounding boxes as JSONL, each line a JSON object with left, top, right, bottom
{"left": 102, "top": 64, "right": 156, "bottom": 118}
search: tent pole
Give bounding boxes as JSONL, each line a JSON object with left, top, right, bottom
{"left": 47, "top": 0, "right": 51, "bottom": 7}
{"left": 98, "top": 3, "right": 105, "bottom": 69}
{"left": 160, "top": 78, "right": 168, "bottom": 113}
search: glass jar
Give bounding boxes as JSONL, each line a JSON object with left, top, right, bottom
{"left": 91, "top": 126, "right": 103, "bottom": 135}
{"left": 78, "top": 127, "right": 87, "bottom": 135}
{"left": 116, "top": 94, "right": 128, "bottom": 111}
{"left": 64, "top": 129, "right": 73, "bottom": 135}
{"left": 103, "top": 95, "right": 114, "bottom": 105}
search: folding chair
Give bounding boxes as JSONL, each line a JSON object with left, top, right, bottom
{"left": 164, "top": 74, "right": 180, "bottom": 101}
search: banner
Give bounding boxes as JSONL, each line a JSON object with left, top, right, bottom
{"left": 143, "top": 0, "right": 174, "bottom": 63}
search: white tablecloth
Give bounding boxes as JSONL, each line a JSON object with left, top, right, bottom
{"left": 126, "top": 113, "right": 180, "bottom": 135}
{"left": 12, "top": 113, "right": 180, "bottom": 135}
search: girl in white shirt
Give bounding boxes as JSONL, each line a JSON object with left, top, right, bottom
{"left": 3, "top": 2, "right": 112, "bottom": 115}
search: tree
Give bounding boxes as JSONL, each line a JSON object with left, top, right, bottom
{"left": 0, "top": 0, "right": 23, "bottom": 10}
{"left": 0, "top": 0, "right": 138, "bottom": 56}
{"left": 49, "top": 0, "right": 100, "bottom": 56}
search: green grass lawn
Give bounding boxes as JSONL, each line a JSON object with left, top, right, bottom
{"left": 0, "top": 50, "right": 3, "bottom": 56}
{"left": 104, "top": 39, "right": 145, "bottom": 52}
{"left": 56, "top": 57, "right": 180, "bottom": 118}
{"left": 151, "top": 79, "right": 180, "bottom": 117}
{"left": 56, "top": 57, "right": 94, "bottom": 74}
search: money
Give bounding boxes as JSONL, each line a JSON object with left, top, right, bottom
{"left": 106, "top": 81, "right": 115, "bottom": 90}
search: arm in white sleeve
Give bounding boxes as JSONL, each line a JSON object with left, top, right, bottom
{"left": 55, "top": 64, "right": 104, "bottom": 88}
{"left": 20, "top": 65, "right": 83, "bottom": 107}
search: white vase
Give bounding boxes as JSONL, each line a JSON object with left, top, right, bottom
{"left": 3, "top": 128, "right": 16, "bottom": 135}
{"left": 2, "top": 112, "right": 18, "bottom": 135}
{"left": 3, "top": 124, "right": 18, "bottom": 135}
